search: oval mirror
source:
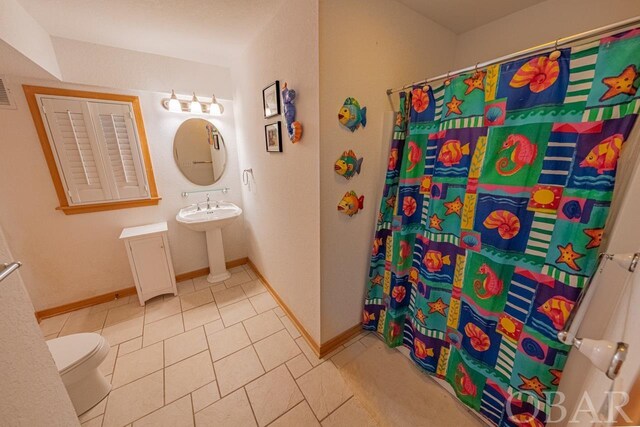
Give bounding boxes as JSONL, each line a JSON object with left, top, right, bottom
{"left": 173, "top": 118, "right": 227, "bottom": 185}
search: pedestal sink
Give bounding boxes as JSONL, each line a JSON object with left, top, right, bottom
{"left": 176, "top": 202, "right": 242, "bottom": 283}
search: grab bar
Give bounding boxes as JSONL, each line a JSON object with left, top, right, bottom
{"left": 0, "top": 262, "right": 22, "bottom": 283}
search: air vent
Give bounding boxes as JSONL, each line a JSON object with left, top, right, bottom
{"left": 0, "top": 76, "right": 16, "bottom": 109}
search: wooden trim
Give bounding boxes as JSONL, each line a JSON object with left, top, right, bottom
{"left": 174, "top": 258, "right": 249, "bottom": 282}
{"left": 36, "top": 286, "right": 137, "bottom": 321}
{"left": 22, "top": 85, "right": 160, "bottom": 215}
{"left": 246, "top": 259, "right": 363, "bottom": 358}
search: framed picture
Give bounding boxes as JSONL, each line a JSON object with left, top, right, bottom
{"left": 262, "top": 80, "right": 281, "bottom": 118}
{"left": 265, "top": 122, "right": 282, "bottom": 153}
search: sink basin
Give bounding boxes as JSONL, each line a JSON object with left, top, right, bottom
{"left": 176, "top": 201, "right": 242, "bottom": 283}
{"left": 176, "top": 202, "right": 242, "bottom": 232}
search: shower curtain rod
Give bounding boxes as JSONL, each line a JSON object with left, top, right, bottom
{"left": 387, "top": 16, "right": 640, "bottom": 95}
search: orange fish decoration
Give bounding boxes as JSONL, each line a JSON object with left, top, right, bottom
{"left": 388, "top": 148, "right": 399, "bottom": 170}
{"left": 414, "top": 338, "right": 435, "bottom": 359}
{"left": 464, "top": 323, "right": 491, "bottom": 352}
{"left": 579, "top": 133, "right": 623, "bottom": 174}
{"left": 509, "top": 413, "right": 544, "bottom": 427}
{"left": 438, "top": 139, "right": 470, "bottom": 167}
{"left": 538, "top": 296, "right": 574, "bottom": 330}
{"left": 407, "top": 141, "right": 422, "bottom": 172}
{"left": 496, "top": 134, "right": 538, "bottom": 176}
{"left": 399, "top": 240, "right": 412, "bottom": 262}
{"left": 424, "top": 250, "right": 451, "bottom": 272}
{"left": 362, "top": 310, "right": 375, "bottom": 324}
{"left": 372, "top": 237, "right": 383, "bottom": 256}
{"left": 510, "top": 52, "right": 560, "bottom": 93}
{"left": 483, "top": 210, "right": 521, "bottom": 239}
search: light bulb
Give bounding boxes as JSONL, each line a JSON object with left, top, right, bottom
{"left": 168, "top": 90, "right": 181, "bottom": 112}
{"left": 190, "top": 92, "right": 202, "bottom": 114}
{"left": 209, "top": 94, "right": 224, "bottom": 115}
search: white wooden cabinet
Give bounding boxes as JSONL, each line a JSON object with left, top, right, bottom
{"left": 119, "top": 222, "right": 177, "bottom": 305}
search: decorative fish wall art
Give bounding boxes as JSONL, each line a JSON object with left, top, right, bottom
{"left": 334, "top": 149, "right": 363, "bottom": 179}
{"left": 338, "top": 97, "right": 367, "bottom": 132}
{"left": 282, "top": 82, "right": 302, "bottom": 143}
{"left": 337, "top": 191, "right": 364, "bottom": 217}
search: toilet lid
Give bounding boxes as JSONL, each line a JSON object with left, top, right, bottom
{"left": 47, "top": 333, "right": 105, "bottom": 373}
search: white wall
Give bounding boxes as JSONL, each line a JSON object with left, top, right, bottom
{"left": 318, "top": 0, "right": 458, "bottom": 341}
{"left": 0, "top": 223, "right": 78, "bottom": 425}
{"left": 231, "top": 0, "right": 322, "bottom": 342}
{"left": 0, "top": 75, "right": 245, "bottom": 311}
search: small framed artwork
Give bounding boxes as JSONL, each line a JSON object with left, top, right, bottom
{"left": 265, "top": 122, "right": 282, "bottom": 152}
{"left": 263, "top": 80, "right": 281, "bottom": 118}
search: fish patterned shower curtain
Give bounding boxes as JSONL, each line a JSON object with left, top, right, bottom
{"left": 363, "top": 28, "right": 640, "bottom": 426}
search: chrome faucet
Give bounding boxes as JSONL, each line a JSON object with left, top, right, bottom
{"left": 206, "top": 193, "right": 211, "bottom": 210}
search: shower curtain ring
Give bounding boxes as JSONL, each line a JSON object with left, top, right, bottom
{"left": 445, "top": 71, "right": 451, "bottom": 86}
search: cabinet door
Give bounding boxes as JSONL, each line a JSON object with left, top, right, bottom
{"left": 129, "top": 236, "right": 172, "bottom": 296}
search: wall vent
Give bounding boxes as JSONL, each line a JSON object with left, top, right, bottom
{"left": 0, "top": 76, "right": 16, "bottom": 110}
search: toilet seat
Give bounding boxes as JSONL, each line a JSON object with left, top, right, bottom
{"left": 47, "top": 333, "right": 107, "bottom": 375}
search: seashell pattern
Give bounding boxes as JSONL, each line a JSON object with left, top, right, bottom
{"left": 403, "top": 196, "right": 417, "bottom": 217}
{"left": 483, "top": 210, "right": 521, "bottom": 239}
{"left": 510, "top": 55, "right": 560, "bottom": 93}
{"left": 464, "top": 322, "right": 490, "bottom": 352}
{"left": 486, "top": 106, "right": 503, "bottom": 123}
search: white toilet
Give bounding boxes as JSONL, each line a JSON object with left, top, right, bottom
{"left": 46, "top": 332, "right": 112, "bottom": 415}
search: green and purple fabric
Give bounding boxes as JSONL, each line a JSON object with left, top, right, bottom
{"left": 363, "top": 29, "right": 640, "bottom": 426}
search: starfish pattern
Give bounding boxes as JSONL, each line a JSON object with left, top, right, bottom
{"left": 463, "top": 70, "right": 486, "bottom": 95}
{"left": 600, "top": 65, "right": 639, "bottom": 101}
{"left": 416, "top": 308, "right": 427, "bottom": 323}
{"left": 583, "top": 228, "right": 604, "bottom": 249}
{"left": 518, "top": 374, "right": 548, "bottom": 400}
{"left": 445, "top": 95, "right": 463, "bottom": 117}
{"left": 556, "top": 243, "right": 583, "bottom": 271}
{"left": 443, "top": 196, "right": 464, "bottom": 217}
{"left": 428, "top": 297, "right": 448, "bottom": 316}
{"left": 549, "top": 369, "right": 562, "bottom": 386}
{"left": 386, "top": 195, "right": 396, "bottom": 209}
{"left": 429, "top": 214, "right": 444, "bottom": 231}
{"left": 370, "top": 274, "right": 383, "bottom": 286}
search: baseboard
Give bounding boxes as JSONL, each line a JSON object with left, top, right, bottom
{"left": 36, "top": 257, "right": 249, "bottom": 321}
{"left": 246, "top": 259, "right": 363, "bottom": 358}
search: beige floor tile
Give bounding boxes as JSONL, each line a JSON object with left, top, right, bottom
{"left": 191, "top": 381, "right": 220, "bottom": 412}
{"left": 112, "top": 342, "right": 163, "bottom": 388}
{"left": 99, "top": 345, "right": 118, "bottom": 376}
{"left": 273, "top": 307, "right": 285, "bottom": 317}
{"left": 295, "top": 337, "right": 322, "bottom": 367}
{"left": 249, "top": 292, "right": 278, "bottom": 314}
{"left": 331, "top": 341, "right": 365, "bottom": 369}
{"left": 39, "top": 312, "right": 70, "bottom": 336}
{"left": 177, "top": 279, "right": 195, "bottom": 295}
{"left": 214, "top": 346, "right": 264, "bottom": 396}
{"left": 343, "top": 332, "right": 368, "bottom": 348}
{"left": 208, "top": 323, "right": 251, "bottom": 361}
{"left": 243, "top": 310, "right": 284, "bottom": 342}
{"left": 180, "top": 288, "right": 214, "bottom": 311}
{"left": 133, "top": 395, "right": 194, "bottom": 427}
{"left": 145, "top": 297, "right": 182, "bottom": 324}
{"left": 209, "top": 282, "right": 227, "bottom": 293}
{"left": 165, "top": 351, "right": 215, "bottom": 404}
{"left": 101, "top": 316, "right": 144, "bottom": 346}
{"left": 245, "top": 266, "right": 258, "bottom": 281}
{"left": 204, "top": 319, "right": 224, "bottom": 335}
{"left": 240, "top": 280, "right": 267, "bottom": 297}
{"left": 229, "top": 265, "right": 246, "bottom": 274}
{"left": 118, "top": 337, "right": 143, "bottom": 356}
{"left": 224, "top": 271, "right": 251, "bottom": 287}
{"left": 81, "top": 415, "right": 104, "bottom": 427}
{"left": 183, "top": 302, "right": 221, "bottom": 330}
{"left": 280, "top": 316, "right": 301, "bottom": 339}
{"left": 269, "top": 401, "right": 320, "bottom": 427}
{"left": 59, "top": 310, "right": 107, "bottom": 336}
{"left": 103, "top": 371, "right": 164, "bottom": 427}
{"left": 90, "top": 297, "right": 131, "bottom": 314}
{"left": 165, "top": 327, "right": 208, "bottom": 366}
{"left": 195, "top": 388, "right": 256, "bottom": 426}
{"left": 193, "top": 276, "right": 224, "bottom": 291}
{"left": 143, "top": 313, "right": 184, "bottom": 346}
{"left": 321, "top": 397, "right": 378, "bottom": 426}
{"left": 219, "top": 299, "right": 257, "bottom": 327}
{"left": 213, "top": 286, "right": 247, "bottom": 308}
{"left": 254, "top": 330, "right": 301, "bottom": 371}
{"left": 104, "top": 302, "right": 145, "bottom": 327}
{"left": 246, "top": 365, "right": 303, "bottom": 426}
{"left": 78, "top": 395, "right": 107, "bottom": 422}
{"left": 286, "top": 354, "right": 312, "bottom": 379}
{"left": 359, "top": 334, "right": 379, "bottom": 348}
{"left": 297, "top": 361, "right": 353, "bottom": 420}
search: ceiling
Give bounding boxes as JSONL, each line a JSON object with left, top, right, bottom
{"left": 395, "top": 0, "right": 546, "bottom": 33}
{"left": 17, "top": 0, "right": 286, "bottom": 67}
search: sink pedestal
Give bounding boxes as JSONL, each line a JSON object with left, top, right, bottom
{"left": 205, "top": 228, "right": 231, "bottom": 283}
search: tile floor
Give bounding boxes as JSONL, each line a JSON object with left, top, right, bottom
{"left": 40, "top": 264, "right": 379, "bottom": 427}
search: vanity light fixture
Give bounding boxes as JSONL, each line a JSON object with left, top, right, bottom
{"left": 161, "top": 91, "right": 224, "bottom": 115}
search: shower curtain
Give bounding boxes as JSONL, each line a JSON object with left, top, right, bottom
{"left": 363, "top": 28, "right": 640, "bottom": 426}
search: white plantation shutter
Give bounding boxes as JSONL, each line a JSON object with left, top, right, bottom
{"left": 88, "top": 102, "right": 148, "bottom": 200}
{"left": 41, "top": 97, "right": 113, "bottom": 204}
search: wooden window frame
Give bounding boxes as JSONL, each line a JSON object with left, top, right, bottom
{"left": 23, "top": 85, "right": 161, "bottom": 215}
